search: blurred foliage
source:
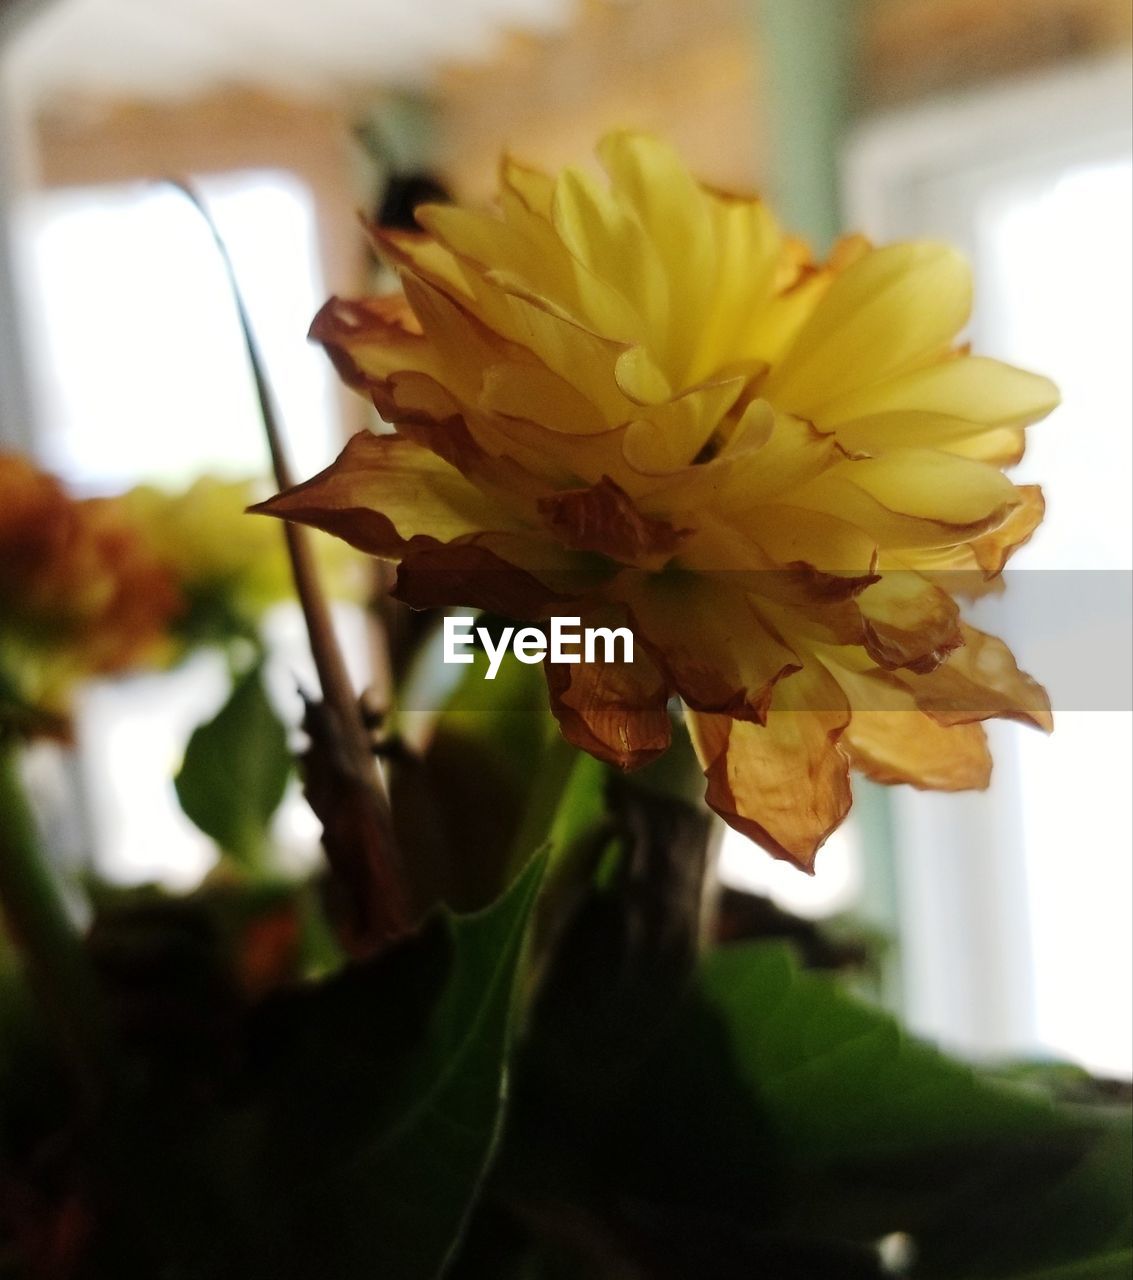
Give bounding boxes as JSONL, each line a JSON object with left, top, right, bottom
{"left": 390, "top": 649, "right": 553, "bottom": 915}
{"left": 0, "top": 854, "right": 545, "bottom": 1278}
{"left": 1, "top": 523, "right": 1129, "bottom": 1279}
{"left": 174, "top": 660, "right": 292, "bottom": 871}
{"left": 453, "top": 876, "right": 1131, "bottom": 1279}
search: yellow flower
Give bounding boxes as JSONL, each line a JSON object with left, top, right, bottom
{"left": 116, "top": 475, "right": 363, "bottom": 647}
{"left": 259, "top": 133, "right": 1055, "bottom": 868}
{"left": 117, "top": 477, "right": 294, "bottom": 622}
{"left": 0, "top": 452, "right": 181, "bottom": 736}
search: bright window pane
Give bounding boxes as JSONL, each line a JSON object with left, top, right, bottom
{"left": 21, "top": 169, "right": 338, "bottom": 490}
{"left": 18, "top": 170, "right": 351, "bottom": 887}
{"left": 975, "top": 157, "right": 1133, "bottom": 1078}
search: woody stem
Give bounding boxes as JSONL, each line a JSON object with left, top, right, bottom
{"left": 171, "top": 180, "right": 407, "bottom": 938}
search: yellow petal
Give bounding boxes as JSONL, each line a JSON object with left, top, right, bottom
{"left": 969, "top": 485, "right": 1045, "bottom": 576}
{"left": 479, "top": 361, "right": 608, "bottom": 436}
{"left": 855, "top": 572, "right": 963, "bottom": 672}
{"left": 597, "top": 132, "right": 718, "bottom": 379}
{"left": 551, "top": 164, "right": 665, "bottom": 345}
{"left": 619, "top": 569, "right": 800, "bottom": 721}
{"left": 637, "top": 408, "right": 835, "bottom": 525}
{"left": 818, "top": 355, "right": 1059, "bottom": 437}
{"left": 499, "top": 153, "right": 555, "bottom": 219}
{"left": 766, "top": 242, "right": 972, "bottom": 417}
{"left": 620, "top": 378, "right": 748, "bottom": 476}
{"left": 487, "top": 290, "right": 634, "bottom": 425}
{"left": 375, "top": 226, "right": 472, "bottom": 300}
{"left": 689, "top": 190, "right": 785, "bottom": 381}
{"left": 789, "top": 450, "right": 1022, "bottom": 549}
{"left": 309, "top": 294, "right": 429, "bottom": 394}
{"left": 828, "top": 660, "right": 992, "bottom": 790}
{"left": 896, "top": 624, "right": 1053, "bottom": 731}
{"left": 686, "top": 661, "right": 852, "bottom": 870}
{"left": 945, "top": 425, "right": 1028, "bottom": 467}
{"left": 742, "top": 506, "right": 879, "bottom": 576}
{"left": 253, "top": 431, "right": 522, "bottom": 557}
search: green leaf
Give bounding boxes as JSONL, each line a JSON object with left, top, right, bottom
{"left": 374, "top": 851, "right": 548, "bottom": 1277}
{"left": 701, "top": 943, "right": 1049, "bottom": 1160}
{"left": 699, "top": 944, "right": 1133, "bottom": 1279}
{"left": 81, "top": 855, "right": 547, "bottom": 1278}
{"left": 483, "top": 932, "right": 1130, "bottom": 1279}
{"left": 995, "top": 1251, "right": 1133, "bottom": 1280}
{"left": 391, "top": 650, "right": 554, "bottom": 912}
{"left": 240, "top": 851, "right": 548, "bottom": 1279}
{"left": 174, "top": 661, "right": 291, "bottom": 868}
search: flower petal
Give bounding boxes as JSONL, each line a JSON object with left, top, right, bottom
{"left": 538, "top": 476, "right": 688, "bottom": 567}
{"left": 855, "top": 572, "right": 963, "bottom": 672}
{"left": 789, "top": 450, "right": 1022, "bottom": 549}
{"left": 816, "top": 355, "right": 1059, "bottom": 456}
{"left": 897, "top": 624, "right": 1053, "bottom": 731}
{"left": 551, "top": 164, "right": 667, "bottom": 347}
{"left": 252, "top": 431, "right": 522, "bottom": 557}
{"left": 545, "top": 623, "right": 672, "bottom": 770}
{"left": 620, "top": 570, "right": 800, "bottom": 721}
{"left": 847, "top": 714, "right": 991, "bottom": 790}
{"left": 636, "top": 407, "right": 835, "bottom": 526}
{"left": 826, "top": 659, "right": 992, "bottom": 790}
{"left": 393, "top": 538, "right": 568, "bottom": 616}
{"left": 765, "top": 242, "right": 973, "bottom": 416}
{"left": 686, "top": 661, "right": 852, "bottom": 869}
{"left": 969, "top": 485, "right": 1045, "bottom": 576}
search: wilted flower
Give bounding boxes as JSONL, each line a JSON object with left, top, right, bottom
{"left": 0, "top": 453, "right": 180, "bottom": 736}
{"left": 260, "top": 133, "right": 1055, "bottom": 868}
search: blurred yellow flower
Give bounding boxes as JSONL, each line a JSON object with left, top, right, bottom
{"left": 115, "top": 477, "right": 295, "bottom": 636}
{"left": 260, "top": 132, "right": 1055, "bottom": 868}
{"left": 115, "top": 475, "right": 363, "bottom": 648}
{"left": 0, "top": 453, "right": 181, "bottom": 737}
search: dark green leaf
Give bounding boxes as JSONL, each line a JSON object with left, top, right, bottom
{"left": 482, "top": 929, "right": 1130, "bottom": 1280}
{"left": 243, "top": 850, "right": 548, "bottom": 1279}
{"left": 701, "top": 943, "right": 1049, "bottom": 1160}
{"left": 993, "top": 1251, "right": 1133, "bottom": 1280}
{"left": 699, "top": 944, "right": 1133, "bottom": 1278}
{"left": 391, "top": 650, "right": 554, "bottom": 912}
{"left": 174, "top": 661, "right": 291, "bottom": 868}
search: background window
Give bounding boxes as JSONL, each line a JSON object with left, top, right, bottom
{"left": 17, "top": 169, "right": 364, "bottom": 889}
{"left": 847, "top": 58, "right": 1132, "bottom": 1077}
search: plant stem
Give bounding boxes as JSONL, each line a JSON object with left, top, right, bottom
{"left": 169, "top": 181, "right": 407, "bottom": 942}
{"left": 0, "top": 737, "right": 110, "bottom": 1096}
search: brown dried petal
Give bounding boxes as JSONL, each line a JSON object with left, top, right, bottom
{"left": 538, "top": 475, "right": 688, "bottom": 566}
{"left": 545, "top": 632, "right": 672, "bottom": 771}
{"left": 252, "top": 431, "right": 520, "bottom": 558}
{"left": 686, "top": 662, "right": 852, "bottom": 870}
{"left": 898, "top": 624, "right": 1053, "bottom": 731}
{"left": 393, "top": 541, "right": 568, "bottom": 617}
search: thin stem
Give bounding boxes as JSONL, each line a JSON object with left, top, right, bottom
{"left": 0, "top": 737, "right": 110, "bottom": 1095}
{"left": 167, "top": 181, "right": 369, "bottom": 753}
{"left": 169, "top": 181, "right": 407, "bottom": 937}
